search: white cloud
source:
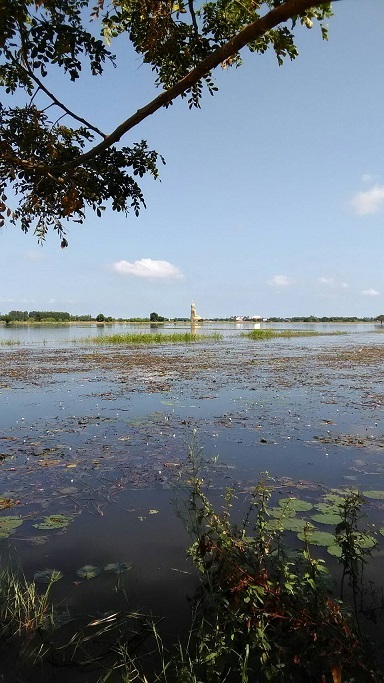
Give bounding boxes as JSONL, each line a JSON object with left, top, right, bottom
{"left": 361, "top": 288, "right": 380, "bottom": 296}
{"left": 267, "top": 275, "right": 294, "bottom": 288}
{"left": 319, "top": 277, "right": 349, "bottom": 290}
{"left": 319, "top": 276, "right": 334, "bottom": 287}
{"left": 112, "top": 258, "right": 184, "bottom": 280}
{"left": 0, "top": 297, "right": 36, "bottom": 304}
{"left": 351, "top": 184, "right": 384, "bottom": 215}
{"left": 26, "top": 250, "right": 44, "bottom": 262}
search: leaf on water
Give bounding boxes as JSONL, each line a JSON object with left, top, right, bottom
{"left": 34, "top": 568, "right": 63, "bottom": 584}
{"left": 278, "top": 497, "right": 313, "bottom": 512}
{"left": 104, "top": 562, "right": 133, "bottom": 574}
{"left": 314, "top": 502, "right": 341, "bottom": 515}
{"left": 0, "top": 497, "right": 19, "bottom": 510}
{"left": 149, "top": 509, "right": 159, "bottom": 514}
{"left": 268, "top": 506, "right": 296, "bottom": 519}
{"left": 33, "top": 514, "right": 72, "bottom": 530}
{"left": 362, "top": 490, "right": 384, "bottom": 500}
{"left": 379, "top": 527, "right": 384, "bottom": 536}
{"left": 327, "top": 544, "right": 342, "bottom": 558}
{"left": 281, "top": 518, "right": 311, "bottom": 532}
{"left": 0, "top": 516, "right": 23, "bottom": 538}
{"left": 311, "top": 513, "right": 342, "bottom": 525}
{"left": 297, "top": 530, "right": 335, "bottom": 546}
{"left": 76, "top": 564, "right": 101, "bottom": 579}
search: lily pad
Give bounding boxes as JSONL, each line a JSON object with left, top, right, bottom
{"left": 362, "top": 490, "right": 384, "bottom": 500}
{"left": 311, "top": 513, "right": 342, "bottom": 525}
{"left": 76, "top": 565, "right": 101, "bottom": 579}
{"left": 282, "top": 518, "right": 312, "bottom": 533}
{"left": 327, "top": 544, "right": 342, "bottom": 558}
{"left": 0, "top": 516, "right": 23, "bottom": 539}
{"left": 314, "top": 503, "right": 341, "bottom": 515}
{"left": 268, "top": 507, "right": 294, "bottom": 518}
{"left": 34, "top": 568, "right": 63, "bottom": 584}
{"left": 33, "top": 514, "right": 72, "bottom": 530}
{"left": 104, "top": 562, "right": 133, "bottom": 574}
{"left": 297, "top": 530, "right": 335, "bottom": 546}
{"left": 278, "top": 497, "right": 313, "bottom": 512}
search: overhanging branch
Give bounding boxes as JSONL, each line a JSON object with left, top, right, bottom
{"left": 19, "top": 0, "right": 331, "bottom": 175}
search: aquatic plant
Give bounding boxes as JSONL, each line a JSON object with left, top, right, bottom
{"left": 0, "top": 567, "right": 59, "bottom": 668}
{"left": 243, "top": 328, "right": 345, "bottom": 340}
{"left": 174, "top": 448, "right": 382, "bottom": 682}
{"left": 77, "top": 332, "right": 223, "bottom": 345}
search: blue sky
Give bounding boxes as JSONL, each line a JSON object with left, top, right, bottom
{"left": 1, "top": 0, "right": 384, "bottom": 319}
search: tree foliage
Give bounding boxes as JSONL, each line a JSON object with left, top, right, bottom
{"left": 0, "top": 0, "right": 333, "bottom": 245}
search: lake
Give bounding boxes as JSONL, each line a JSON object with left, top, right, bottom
{"left": 1, "top": 321, "right": 384, "bottom": 679}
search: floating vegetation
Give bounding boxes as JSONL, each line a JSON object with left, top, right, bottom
{"left": 77, "top": 332, "right": 222, "bottom": 345}
{"left": 278, "top": 497, "right": 313, "bottom": 512}
{"left": 104, "top": 562, "right": 132, "bottom": 574}
{"left": 362, "top": 490, "right": 384, "bottom": 500}
{"left": 76, "top": 565, "right": 101, "bottom": 579}
{"left": 297, "top": 529, "right": 336, "bottom": 546}
{"left": 311, "top": 512, "right": 343, "bottom": 525}
{"left": 34, "top": 569, "right": 63, "bottom": 584}
{"left": 33, "top": 514, "right": 72, "bottom": 530}
{"left": 243, "top": 329, "right": 345, "bottom": 340}
{"left": 0, "top": 516, "right": 23, "bottom": 539}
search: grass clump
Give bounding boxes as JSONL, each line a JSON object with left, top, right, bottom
{"left": 78, "top": 332, "right": 222, "bottom": 345}
{"left": 243, "top": 329, "right": 345, "bottom": 340}
{"left": 0, "top": 567, "right": 59, "bottom": 667}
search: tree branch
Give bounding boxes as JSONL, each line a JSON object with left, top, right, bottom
{"left": 7, "top": 45, "right": 106, "bottom": 139}
{"left": 23, "top": 61, "right": 107, "bottom": 139}
{"left": 19, "top": 0, "right": 331, "bottom": 174}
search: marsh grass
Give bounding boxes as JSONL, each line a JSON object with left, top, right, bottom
{"left": 0, "top": 339, "right": 21, "bottom": 345}
{"left": 77, "top": 332, "right": 223, "bottom": 345}
{"left": 0, "top": 567, "right": 58, "bottom": 667}
{"left": 243, "top": 328, "right": 345, "bottom": 340}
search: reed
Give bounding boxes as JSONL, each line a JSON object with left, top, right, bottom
{"left": 78, "top": 332, "right": 223, "bottom": 345}
{"left": 243, "top": 328, "right": 345, "bottom": 340}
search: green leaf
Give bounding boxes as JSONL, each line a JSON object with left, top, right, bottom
{"left": 362, "top": 490, "right": 384, "bottom": 500}
{"left": 327, "top": 544, "right": 342, "bottom": 558}
{"left": 104, "top": 562, "right": 133, "bottom": 574}
{"left": 278, "top": 497, "right": 313, "bottom": 512}
{"left": 34, "top": 568, "right": 63, "bottom": 584}
{"left": 33, "top": 514, "right": 72, "bottom": 530}
{"left": 310, "top": 513, "right": 342, "bottom": 525}
{"left": 297, "top": 530, "right": 335, "bottom": 546}
{"left": 76, "top": 565, "right": 101, "bottom": 579}
{"left": 0, "top": 516, "right": 23, "bottom": 538}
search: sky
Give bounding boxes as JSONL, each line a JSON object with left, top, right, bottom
{"left": 1, "top": 0, "right": 384, "bottom": 319}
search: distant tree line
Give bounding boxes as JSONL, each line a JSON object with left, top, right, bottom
{"left": 0, "top": 310, "right": 100, "bottom": 323}
{"left": 0, "top": 310, "right": 169, "bottom": 324}
{"left": 268, "top": 316, "right": 376, "bottom": 323}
